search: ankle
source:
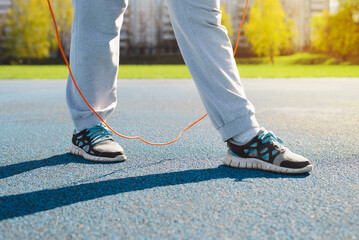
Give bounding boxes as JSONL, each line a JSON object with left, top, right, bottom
{"left": 231, "top": 127, "right": 260, "bottom": 145}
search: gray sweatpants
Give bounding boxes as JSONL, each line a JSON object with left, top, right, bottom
{"left": 66, "top": 0, "right": 259, "bottom": 142}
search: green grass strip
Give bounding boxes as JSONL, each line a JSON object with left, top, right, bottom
{"left": 0, "top": 64, "right": 359, "bottom": 79}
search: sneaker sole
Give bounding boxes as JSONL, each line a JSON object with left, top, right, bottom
{"left": 223, "top": 152, "right": 312, "bottom": 174}
{"left": 70, "top": 145, "right": 127, "bottom": 163}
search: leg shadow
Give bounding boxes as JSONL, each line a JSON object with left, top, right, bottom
{"left": 0, "top": 153, "right": 116, "bottom": 180}
{"left": 0, "top": 164, "right": 308, "bottom": 221}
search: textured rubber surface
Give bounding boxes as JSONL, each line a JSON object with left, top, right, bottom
{"left": 223, "top": 152, "right": 313, "bottom": 174}
{"left": 70, "top": 145, "right": 127, "bottom": 163}
{"left": 1, "top": 79, "right": 358, "bottom": 240}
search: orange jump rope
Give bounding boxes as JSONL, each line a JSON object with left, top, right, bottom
{"left": 46, "top": 0, "right": 249, "bottom": 146}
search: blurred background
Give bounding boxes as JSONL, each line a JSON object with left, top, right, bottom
{"left": 0, "top": 0, "right": 358, "bottom": 78}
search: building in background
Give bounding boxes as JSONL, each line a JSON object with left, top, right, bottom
{"left": 120, "top": 0, "right": 178, "bottom": 56}
{"left": 281, "top": 0, "right": 330, "bottom": 50}
{"left": 221, "top": 0, "right": 254, "bottom": 55}
{"left": 330, "top": 0, "right": 340, "bottom": 13}
{"left": 0, "top": 0, "right": 10, "bottom": 16}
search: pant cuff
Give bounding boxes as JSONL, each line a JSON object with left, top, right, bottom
{"left": 217, "top": 114, "right": 259, "bottom": 142}
{"left": 73, "top": 114, "right": 105, "bottom": 132}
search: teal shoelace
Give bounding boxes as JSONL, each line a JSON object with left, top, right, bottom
{"left": 258, "top": 129, "right": 285, "bottom": 152}
{"left": 258, "top": 130, "right": 283, "bottom": 144}
{"left": 86, "top": 123, "right": 114, "bottom": 145}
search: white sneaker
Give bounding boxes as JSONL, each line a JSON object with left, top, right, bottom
{"left": 70, "top": 123, "right": 126, "bottom": 162}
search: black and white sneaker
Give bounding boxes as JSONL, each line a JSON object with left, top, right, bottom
{"left": 70, "top": 123, "right": 127, "bottom": 162}
{"left": 223, "top": 128, "right": 312, "bottom": 174}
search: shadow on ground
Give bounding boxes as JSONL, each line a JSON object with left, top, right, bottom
{"left": 0, "top": 153, "right": 116, "bottom": 180}
{"left": 0, "top": 154, "right": 309, "bottom": 221}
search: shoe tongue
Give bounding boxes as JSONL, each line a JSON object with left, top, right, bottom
{"left": 257, "top": 128, "right": 266, "bottom": 136}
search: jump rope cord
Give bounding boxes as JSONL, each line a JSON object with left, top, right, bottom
{"left": 46, "top": 0, "right": 248, "bottom": 146}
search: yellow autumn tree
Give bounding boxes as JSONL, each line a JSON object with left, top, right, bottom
{"left": 244, "top": 0, "right": 296, "bottom": 64}
{"left": 5, "top": 0, "right": 73, "bottom": 62}
{"left": 328, "top": 0, "right": 359, "bottom": 59}
{"left": 6, "top": 0, "right": 51, "bottom": 61}
{"left": 311, "top": 0, "right": 359, "bottom": 60}
{"left": 310, "top": 10, "right": 331, "bottom": 53}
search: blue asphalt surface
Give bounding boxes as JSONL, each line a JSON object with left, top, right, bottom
{"left": 0, "top": 78, "right": 358, "bottom": 239}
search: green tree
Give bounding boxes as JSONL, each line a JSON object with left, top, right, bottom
{"left": 221, "top": 6, "right": 234, "bottom": 38}
{"left": 311, "top": 0, "right": 359, "bottom": 60}
{"left": 244, "top": 0, "right": 296, "bottom": 64}
{"left": 6, "top": 0, "right": 51, "bottom": 62}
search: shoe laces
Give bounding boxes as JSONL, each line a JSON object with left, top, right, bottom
{"left": 86, "top": 123, "right": 114, "bottom": 145}
{"left": 258, "top": 129, "right": 285, "bottom": 151}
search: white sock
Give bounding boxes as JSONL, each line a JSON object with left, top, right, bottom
{"left": 231, "top": 127, "right": 260, "bottom": 145}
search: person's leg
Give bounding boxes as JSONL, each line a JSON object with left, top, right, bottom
{"left": 66, "top": 0, "right": 128, "bottom": 162}
{"left": 67, "top": 0, "right": 128, "bottom": 132}
{"left": 166, "top": 0, "right": 259, "bottom": 143}
{"left": 166, "top": 0, "right": 312, "bottom": 173}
